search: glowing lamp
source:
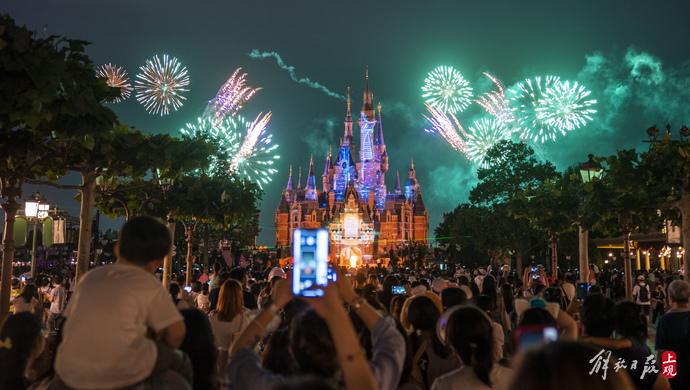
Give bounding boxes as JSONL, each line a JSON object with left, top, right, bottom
{"left": 25, "top": 200, "right": 39, "bottom": 218}
{"left": 579, "top": 154, "right": 602, "bottom": 183}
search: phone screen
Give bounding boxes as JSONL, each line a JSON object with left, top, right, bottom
{"left": 184, "top": 286, "right": 192, "bottom": 293}
{"left": 293, "top": 229, "right": 329, "bottom": 297}
{"left": 576, "top": 282, "right": 589, "bottom": 300}
{"left": 391, "top": 285, "right": 406, "bottom": 295}
{"left": 516, "top": 325, "right": 558, "bottom": 350}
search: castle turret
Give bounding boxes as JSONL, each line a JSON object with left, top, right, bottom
{"left": 394, "top": 170, "right": 402, "bottom": 195}
{"left": 404, "top": 159, "right": 419, "bottom": 201}
{"left": 285, "top": 164, "right": 294, "bottom": 192}
{"left": 297, "top": 166, "right": 302, "bottom": 190}
{"left": 305, "top": 156, "right": 318, "bottom": 201}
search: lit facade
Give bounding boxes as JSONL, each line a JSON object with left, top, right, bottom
{"left": 275, "top": 70, "right": 429, "bottom": 266}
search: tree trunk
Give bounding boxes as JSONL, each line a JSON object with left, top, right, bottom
{"left": 578, "top": 225, "right": 590, "bottom": 283}
{"left": 75, "top": 171, "right": 97, "bottom": 283}
{"left": 515, "top": 252, "right": 523, "bottom": 279}
{"left": 184, "top": 223, "right": 195, "bottom": 286}
{"left": 162, "top": 214, "right": 175, "bottom": 288}
{"left": 202, "top": 230, "right": 210, "bottom": 271}
{"left": 550, "top": 234, "right": 559, "bottom": 281}
{"left": 0, "top": 186, "right": 20, "bottom": 322}
{"left": 623, "top": 231, "right": 633, "bottom": 300}
{"left": 681, "top": 195, "right": 690, "bottom": 280}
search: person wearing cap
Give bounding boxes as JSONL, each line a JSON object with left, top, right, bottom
{"left": 632, "top": 274, "right": 651, "bottom": 316}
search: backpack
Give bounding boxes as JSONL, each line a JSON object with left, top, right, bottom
{"left": 638, "top": 284, "right": 650, "bottom": 302}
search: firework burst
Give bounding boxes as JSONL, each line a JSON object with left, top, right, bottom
{"left": 422, "top": 66, "right": 473, "bottom": 114}
{"left": 466, "top": 118, "right": 511, "bottom": 168}
{"left": 180, "top": 114, "right": 280, "bottom": 189}
{"left": 476, "top": 72, "right": 515, "bottom": 126}
{"left": 230, "top": 112, "right": 280, "bottom": 188}
{"left": 95, "top": 63, "right": 132, "bottom": 103}
{"left": 537, "top": 80, "right": 597, "bottom": 132}
{"left": 204, "top": 67, "right": 261, "bottom": 122}
{"left": 180, "top": 116, "right": 241, "bottom": 173}
{"left": 423, "top": 103, "right": 469, "bottom": 153}
{"left": 508, "top": 75, "right": 561, "bottom": 143}
{"left": 135, "top": 54, "right": 190, "bottom": 116}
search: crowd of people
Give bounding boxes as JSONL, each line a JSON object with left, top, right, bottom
{"left": 1, "top": 215, "right": 689, "bottom": 390}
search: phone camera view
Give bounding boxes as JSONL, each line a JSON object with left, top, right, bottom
{"left": 391, "top": 285, "right": 406, "bottom": 295}
{"left": 518, "top": 326, "right": 558, "bottom": 350}
{"left": 293, "top": 229, "right": 329, "bottom": 297}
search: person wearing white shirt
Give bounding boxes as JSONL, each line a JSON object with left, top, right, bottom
{"left": 53, "top": 216, "right": 190, "bottom": 389}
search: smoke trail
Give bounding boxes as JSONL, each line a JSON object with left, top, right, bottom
{"left": 248, "top": 49, "right": 346, "bottom": 100}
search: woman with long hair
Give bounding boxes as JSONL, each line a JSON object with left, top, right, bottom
{"left": 180, "top": 309, "right": 217, "bottom": 390}
{"left": 0, "top": 312, "right": 45, "bottom": 389}
{"left": 11, "top": 284, "right": 42, "bottom": 315}
{"left": 481, "top": 275, "right": 510, "bottom": 332}
{"left": 400, "top": 294, "right": 456, "bottom": 389}
{"left": 209, "top": 279, "right": 253, "bottom": 373}
{"left": 432, "top": 306, "right": 512, "bottom": 390}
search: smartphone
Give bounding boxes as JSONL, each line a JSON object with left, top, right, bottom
{"left": 292, "top": 228, "right": 329, "bottom": 297}
{"left": 515, "top": 325, "right": 558, "bottom": 350}
{"left": 183, "top": 286, "right": 192, "bottom": 293}
{"left": 531, "top": 265, "right": 540, "bottom": 280}
{"left": 391, "top": 285, "right": 406, "bottom": 295}
{"left": 576, "top": 282, "right": 590, "bottom": 301}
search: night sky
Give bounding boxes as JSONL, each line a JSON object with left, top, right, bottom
{"left": 4, "top": 0, "right": 690, "bottom": 244}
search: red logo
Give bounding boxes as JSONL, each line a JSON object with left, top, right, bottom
{"left": 662, "top": 351, "right": 677, "bottom": 379}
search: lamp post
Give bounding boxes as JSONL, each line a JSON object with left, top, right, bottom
{"left": 156, "top": 170, "right": 175, "bottom": 288}
{"left": 25, "top": 192, "right": 50, "bottom": 278}
{"left": 578, "top": 154, "right": 603, "bottom": 283}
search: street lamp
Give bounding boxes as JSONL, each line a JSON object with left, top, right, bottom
{"left": 24, "top": 192, "right": 50, "bottom": 278}
{"left": 578, "top": 154, "right": 603, "bottom": 283}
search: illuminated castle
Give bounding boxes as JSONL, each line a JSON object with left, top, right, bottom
{"left": 275, "top": 70, "right": 429, "bottom": 266}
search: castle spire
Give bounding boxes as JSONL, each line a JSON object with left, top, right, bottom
{"left": 362, "top": 66, "right": 374, "bottom": 117}
{"left": 297, "top": 166, "right": 302, "bottom": 190}
{"left": 323, "top": 149, "right": 332, "bottom": 176}
{"left": 374, "top": 101, "right": 385, "bottom": 146}
{"left": 343, "top": 86, "right": 353, "bottom": 145}
{"left": 394, "top": 170, "right": 401, "bottom": 195}
{"left": 305, "top": 155, "right": 318, "bottom": 200}
{"left": 346, "top": 86, "right": 351, "bottom": 119}
{"left": 285, "top": 163, "right": 293, "bottom": 191}
{"left": 409, "top": 159, "right": 416, "bottom": 179}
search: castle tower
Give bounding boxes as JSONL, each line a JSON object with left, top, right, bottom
{"left": 305, "top": 156, "right": 318, "bottom": 201}
{"left": 297, "top": 166, "right": 302, "bottom": 190}
{"left": 404, "top": 159, "right": 419, "bottom": 201}
{"left": 322, "top": 148, "right": 332, "bottom": 193}
{"left": 394, "top": 170, "right": 402, "bottom": 195}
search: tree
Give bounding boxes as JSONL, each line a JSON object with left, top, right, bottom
{"left": 640, "top": 133, "right": 690, "bottom": 279}
{"left": 511, "top": 170, "right": 580, "bottom": 279}
{"left": 166, "top": 174, "right": 261, "bottom": 285}
{"left": 469, "top": 141, "right": 559, "bottom": 274}
{"left": 0, "top": 15, "right": 81, "bottom": 319}
{"left": 582, "top": 150, "right": 661, "bottom": 298}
